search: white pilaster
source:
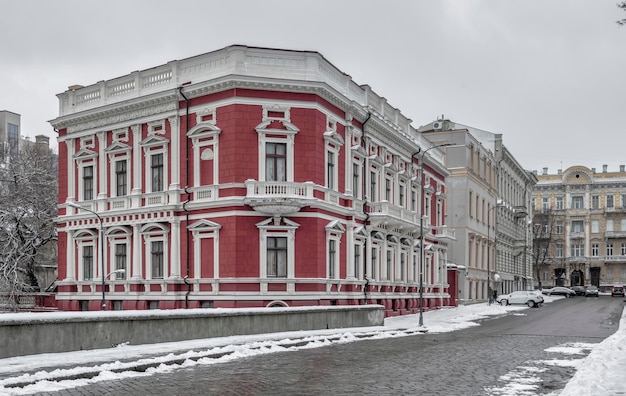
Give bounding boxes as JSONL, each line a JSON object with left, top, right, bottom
{"left": 131, "top": 125, "right": 142, "bottom": 208}
{"left": 169, "top": 219, "right": 181, "bottom": 279}
{"left": 132, "top": 224, "right": 142, "bottom": 279}
{"left": 65, "top": 231, "right": 75, "bottom": 281}
{"left": 168, "top": 116, "right": 180, "bottom": 204}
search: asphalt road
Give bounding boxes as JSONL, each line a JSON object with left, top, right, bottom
{"left": 33, "top": 296, "right": 625, "bottom": 396}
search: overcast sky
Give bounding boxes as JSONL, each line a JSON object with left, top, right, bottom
{"left": 1, "top": 0, "right": 624, "bottom": 174}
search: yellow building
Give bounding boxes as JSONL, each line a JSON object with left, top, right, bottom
{"left": 533, "top": 165, "right": 626, "bottom": 291}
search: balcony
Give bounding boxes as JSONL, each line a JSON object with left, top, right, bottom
{"left": 512, "top": 206, "right": 528, "bottom": 218}
{"left": 244, "top": 180, "right": 314, "bottom": 216}
{"left": 605, "top": 231, "right": 626, "bottom": 239}
{"left": 604, "top": 255, "right": 626, "bottom": 263}
{"left": 432, "top": 226, "right": 456, "bottom": 241}
{"left": 368, "top": 201, "right": 419, "bottom": 229}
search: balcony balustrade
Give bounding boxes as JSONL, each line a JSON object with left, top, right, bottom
{"left": 243, "top": 180, "right": 314, "bottom": 216}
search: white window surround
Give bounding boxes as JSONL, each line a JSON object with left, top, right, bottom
{"left": 140, "top": 223, "right": 169, "bottom": 280}
{"left": 187, "top": 122, "right": 221, "bottom": 187}
{"left": 73, "top": 229, "right": 98, "bottom": 281}
{"left": 257, "top": 217, "right": 299, "bottom": 279}
{"left": 255, "top": 107, "right": 299, "bottom": 182}
{"left": 324, "top": 130, "right": 344, "bottom": 191}
{"left": 73, "top": 147, "right": 98, "bottom": 202}
{"left": 106, "top": 226, "right": 131, "bottom": 279}
{"left": 188, "top": 219, "right": 222, "bottom": 279}
{"left": 370, "top": 232, "right": 384, "bottom": 280}
{"left": 105, "top": 142, "right": 131, "bottom": 197}
{"left": 325, "top": 220, "right": 345, "bottom": 279}
{"left": 139, "top": 134, "right": 169, "bottom": 194}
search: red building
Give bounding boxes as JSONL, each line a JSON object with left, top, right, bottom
{"left": 51, "top": 45, "right": 457, "bottom": 316}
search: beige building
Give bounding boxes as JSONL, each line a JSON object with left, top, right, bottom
{"left": 533, "top": 165, "right": 626, "bottom": 291}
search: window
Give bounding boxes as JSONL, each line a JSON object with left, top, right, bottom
{"left": 115, "top": 160, "right": 127, "bottom": 196}
{"left": 571, "top": 243, "right": 584, "bottom": 257}
{"left": 386, "top": 250, "right": 392, "bottom": 280}
{"left": 621, "top": 243, "right": 626, "bottom": 256}
{"left": 370, "top": 170, "right": 377, "bottom": 201}
{"left": 556, "top": 196, "right": 564, "bottom": 210}
{"left": 326, "top": 150, "right": 335, "bottom": 189}
{"left": 607, "top": 195, "right": 614, "bottom": 208}
{"left": 83, "top": 245, "right": 94, "bottom": 280}
{"left": 556, "top": 244, "right": 563, "bottom": 258}
{"left": 591, "top": 220, "right": 599, "bottom": 233}
{"left": 592, "top": 243, "right": 599, "bottom": 257}
{"left": 370, "top": 246, "right": 378, "bottom": 281}
{"left": 151, "top": 153, "right": 164, "bottom": 192}
{"left": 607, "top": 219, "right": 614, "bottom": 232}
{"left": 83, "top": 165, "right": 94, "bottom": 200}
{"left": 542, "top": 197, "right": 549, "bottom": 210}
{"left": 572, "top": 220, "right": 584, "bottom": 233}
{"left": 7, "top": 123, "right": 18, "bottom": 159}
{"left": 621, "top": 194, "right": 626, "bottom": 208}
{"left": 607, "top": 243, "right": 614, "bottom": 257}
{"left": 267, "top": 237, "right": 287, "bottom": 277}
{"left": 354, "top": 242, "right": 362, "bottom": 279}
{"left": 556, "top": 221, "right": 563, "bottom": 234}
{"left": 592, "top": 195, "right": 599, "bottom": 209}
{"left": 385, "top": 177, "right": 392, "bottom": 201}
{"left": 621, "top": 219, "right": 626, "bottom": 231}
{"left": 328, "top": 239, "right": 337, "bottom": 278}
{"left": 399, "top": 184, "right": 405, "bottom": 208}
{"left": 411, "top": 188, "right": 417, "bottom": 212}
{"left": 266, "top": 143, "right": 286, "bottom": 182}
{"left": 400, "top": 251, "right": 406, "bottom": 282}
{"left": 151, "top": 240, "right": 164, "bottom": 279}
{"left": 571, "top": 196, "right": 584, "bottom": 209}
{"left": 352, "top": 162, "right": 360, "bottom": 198}
{"left": 115, "top": 244, "right": 127, "bottom": 279}
{"left": 469, "top": 191, "right": 474, "bottom": 218}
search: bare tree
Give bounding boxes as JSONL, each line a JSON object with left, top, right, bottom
{"left": 531, "top": 208, "right": 560, "bottom": 290}
{"left": 0, "top": 144, "right": 57, "bottom": 309}
{"left": 618, "top": 1, "right": 626, "bottom": 26}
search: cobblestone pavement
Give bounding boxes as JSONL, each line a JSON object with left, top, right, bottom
{"left": 28, "top": 312, "right": 604, "bottom": 396}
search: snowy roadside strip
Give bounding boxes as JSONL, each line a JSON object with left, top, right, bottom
{"left": 0, "top": 327, "right": 425, "bottom": 391}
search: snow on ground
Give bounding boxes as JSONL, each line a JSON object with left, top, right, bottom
{"left": 0, "top": 295, "right": 623, "bottom": 395}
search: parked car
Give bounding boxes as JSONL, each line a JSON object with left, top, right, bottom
{"left": 611, "top": 286, "right": 625, "bottom": 297}
{"left": 585, "top": 285, "right": 599, "bottom": 297}
{"left": 572, "top": 286, "right": 586, "bottom": 296}
{"left": 496, "top": 291, "right": 544, "bottom": 307}
{"left": 543, "top": 287, "right": 576, "bottom": 297}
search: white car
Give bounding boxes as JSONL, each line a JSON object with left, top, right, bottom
{"left": 496, "top": 291, "right": 544, "bottom": 307}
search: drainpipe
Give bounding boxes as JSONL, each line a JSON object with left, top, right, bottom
{"left": 361, "top": 113, "right": 371, "bottom": 304}
{"left": 178, "top": 86, "right": 191, "bottom": 308}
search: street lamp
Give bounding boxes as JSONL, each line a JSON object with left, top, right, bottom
{"left": 68, "top": 201, "right": 106, "bottom": 310}
{"left": 413, "top": 143, "right": 453, "bottom": 327}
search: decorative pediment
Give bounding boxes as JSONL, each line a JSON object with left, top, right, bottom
{"left": 255, "top": 119, "right": 299, "bottom": 135}
{"left": 140, "top": 222, "right": 169, "bottom": 234}
{"left": 73, "top": 229, "right": 98, "bottom": 239}
{"left": 188, "top": 219, "right": 222, "bottom": 232}
{"left": 139, "top": 134, "right": 169, "bottom": 148}
{"left": 325, "top": 220, "right": 345, "bottom": 233}
{"left": 187, "top": 122, "right": 221, "bottom": 140}
{"left": 256, "top": 217, "right": 300, "bottom": 230}
{"left": 106, "top": 226, "right": 132, "bottom": 236}
{"left": 104, "top": 141, "right": 131, "bottom": 154}
{"left": 73, "top": 148, "right": 98, "bottom": 160}
{"left": 323, "top": 130, "right": 344, "bottom": 147}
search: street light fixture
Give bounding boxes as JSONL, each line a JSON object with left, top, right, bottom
{"left": 413, "top": 142, "right": 453, "bottom": 328}
{"left": 68, "top": 201, "right": 106, "bottom": 310}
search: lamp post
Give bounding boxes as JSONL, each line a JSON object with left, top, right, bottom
{"left": 68, "top": 202, "right": 106, "bottom": 310}
{"left": 413, "top": 143, "right": 452, "bottom": 327}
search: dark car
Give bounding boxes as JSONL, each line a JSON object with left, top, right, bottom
{"left": 612, "top": 286, "right": 625, "bottom": 297}
{"left": 572, "top": 286, "right": 586, "bottom": 296}
{"left": 544, "top": 287, "right": 576, "bottom": 297}
{"left": 585, "top": 285, "right": 599, "bottom": 297}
